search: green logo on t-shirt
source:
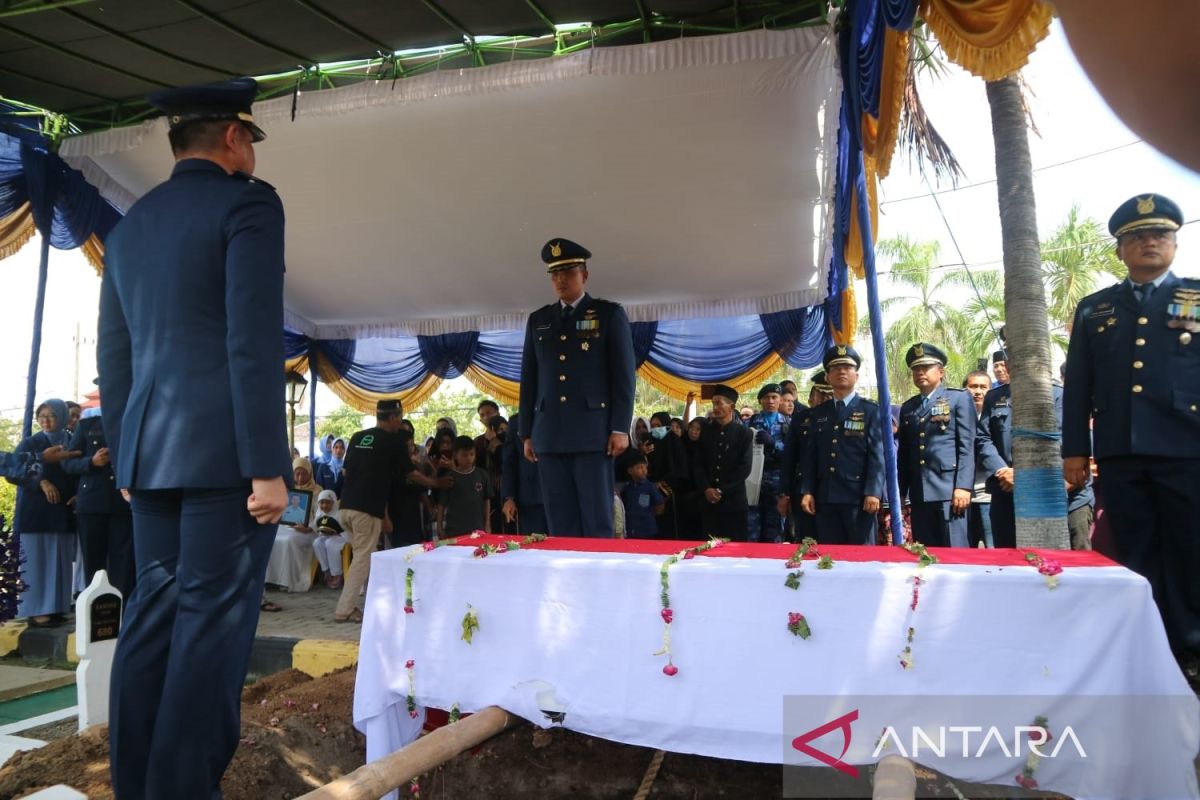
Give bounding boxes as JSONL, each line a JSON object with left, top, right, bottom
{"left": 359, "top": 434, "right": 375, "bottom": 447}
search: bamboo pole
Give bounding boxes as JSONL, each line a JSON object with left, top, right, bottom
{"left": 297, "top": 706, "right": 516, "bottom": 800}
{"left": 872, "top": 755, "right": 916, "bottom": 800}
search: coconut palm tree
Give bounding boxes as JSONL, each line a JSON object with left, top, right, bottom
{"left": 1041, "top": 204, "right": 1126, "bottom": 335}
{"left": 985, "top": 75, "right": 1068, "bottom": 549}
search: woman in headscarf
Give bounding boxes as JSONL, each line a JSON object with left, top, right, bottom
{"left": 647, "top": 411, "right": 689, "bottom": 538}
{"left": 311, "top": 489, "right": 349, "bottom": 589}
{"left": 261, "top": 456, "right": 322, "bottom": 602}
{"left": 315, "top": 437, "right": 346, "bottom": 493}
{"left": 13, "top": 400, "right": 77, "bottom": 627}
{"left": 677, "top": 417, "right": 708, "bottom": 537}
{"left": 435, "top": 417, "right": 457, "bottom": 436}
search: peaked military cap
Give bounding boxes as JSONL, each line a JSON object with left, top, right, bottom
{"left": 711, "top": 384, "right": 739, "bottom": 404}
{"left": 822, "top": 344, "right": 861, "bottom": 370}
{"left": 992, "top": 350, "right": 1007, "bottom": 364}
{"left": 810, "top": 370, "right": 834, "bottom": 394}
{"left": 147, "top": 77, "right": 266, "bottom": 143}
{"left": 542, "top": 238, "right": 591, "bottom": 272}
{"left": 1108, "top": 193, "right": 1183, "bottom": 238}
{"left": 376, "top": 398, "right": 404, "bottom": 416}
{"left": 757, "top": 383, "right": 783, "bottom": 399}
{"left": 905, "top": 342, "right": 947, "bottom": 369}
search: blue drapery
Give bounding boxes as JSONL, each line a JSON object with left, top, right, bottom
{"left": 284, "top": 305, "right": 828, "bottom": 396}
{"left": 2, "top": 131, "right": 122, "bottom": 437}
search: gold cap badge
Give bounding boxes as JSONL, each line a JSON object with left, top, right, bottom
{"left": 1137, "top": 196, "right": 1156, "bottom": 215}
{"left": 914, "top": 344, "right": 924, "bottom": 357}
{"left": 837, "top": 345, "right": 847, "bottom": 355}
{"left": 550, "top": 242, "right": 562, "bottom": 258}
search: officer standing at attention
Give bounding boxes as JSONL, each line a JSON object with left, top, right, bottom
{"left": 745, "top": 383, "right": 790, "bottom": 542}
{"left": 798, "top": 346, "right": 885, "bottom": 544}
{"left": 897, "top": 343, "right": 975, "bottom": 547}
{"left": 519, "top": 238, "right": 636, "bottom": 537}
{"left": 1063, "top": 193, "right": 1200, "bottom": 681}
{"left": 501, "top": 411, "right": 546, "bottom": 534}
{"left": 97, "top": 79, "right": 291, "bottom": 799}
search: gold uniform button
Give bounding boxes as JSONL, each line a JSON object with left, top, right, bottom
{"left": 831, "top": 453, "right": 837, "bottom": 459}
{"left": 1132, "top": 385, "right": 1143, "bottom": 393}
{"left": 1191, "top": 405, "right": 1198, "bottom": 412}
{"left": 919, "top": 459, "right": 925, "bottom": 465}
{"left": 601, "top": 402, "right": 606, "bottom": 408}
{"left": 1138, "top": 317, "right": 1148, "bottom": 325}
{"left": 560, "top": 334, "right": 567, "bottom": 341}
{"left": 1096, "top": 326, "right": 1104, "bottom": 333}
{"left": 829, "top": 466, "right": 836, "bottom": 472}
{"left": 559, "top": 374, "right": 566, "bottom": 381}
{"left": 1133, "top": 361, "right": 1143, "bottom": 369}
{"left": 559, "top": 355, "right": 566, "bottom": 362}
{"left": 1136, "top": 338, "right": 1146, "bottom": 346}
{"left": 560, "top": 396, "right": 567, "bottom": 402}
{"left": 831, "top": 438, "right": 838, "bottom": 444}
{"left": 919, "top": 432, "right": 925, "bottom": 438}
{"left": 919, "top": 445, "right": 925, "bottom": 450}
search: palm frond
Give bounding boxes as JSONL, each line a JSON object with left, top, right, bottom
{"left": 898, "top": 35, "right": 965, "bottom": 187}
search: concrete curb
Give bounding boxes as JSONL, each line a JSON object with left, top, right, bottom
{"left": 0, "top": 622, "right": 358, "bottom": 679}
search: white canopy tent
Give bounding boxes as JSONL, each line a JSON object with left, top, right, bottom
{"left": 60, "top": 27, "right": 839, "bottom": 338}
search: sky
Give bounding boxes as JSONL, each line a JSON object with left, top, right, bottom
{"left": 2, "top": 21, "right": 1197, "bottom": 421}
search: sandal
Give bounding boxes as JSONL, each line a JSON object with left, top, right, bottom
{"left": 334, "top": 609, "right": 363, "bottom": 624}
{"left": 260, "top": 600, "right": 284, "bottom": 613}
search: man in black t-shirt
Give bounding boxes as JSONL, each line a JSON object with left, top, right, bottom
{"left": 334, "top": 399, "right": 449, "bottom": 623}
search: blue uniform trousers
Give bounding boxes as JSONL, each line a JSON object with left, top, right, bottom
{"left": 746, "top": 468, "right": 783, "bottom": 543}
{"left": 110, "top": 488, "right": 274, "bottom": 800}
{"left": 517, "top": 503, "right": 548, "bottom": 535}
{"left": 77, "top": 511, "right": 135, "bottom": 599}
{"left": 814, "top": 503, "right": 876, "bottom": 545}
{"left": 1098, "top": 456, "right": 1200, "bottom": 656}
{"left": 909, "top": 501, "right": 969, "bottom": 548}
{"left": 537, "top": 452, "right": 614, "bottom": 537}
{"left": 988, "top": 492, "right": 1016, "bottom": 549}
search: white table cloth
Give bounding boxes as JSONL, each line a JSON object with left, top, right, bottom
{"left": 354, "top": 538, "right": 1199, "bottom": 800}
{"left": 264, "top": 525, "right": 316, "bottom": 593}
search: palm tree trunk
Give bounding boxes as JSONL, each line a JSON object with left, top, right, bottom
{"left": 985, "top": 76, "right": 1069, "bottom": 549}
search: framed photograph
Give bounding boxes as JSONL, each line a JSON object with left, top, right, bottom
{"left": 281, "top": 488, "right": 313, "bottom": 528}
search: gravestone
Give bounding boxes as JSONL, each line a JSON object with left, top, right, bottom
{"left": 74, "top": 570, "right": 123, "bottom": 732}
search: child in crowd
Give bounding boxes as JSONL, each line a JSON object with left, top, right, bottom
{"left": 311, "top": 489, "right": 348, "bottom": 589}
{"left": 437, "top": 436, "right": 491, "bottom": 537}
{"left": 620, "top": 451, "right": 665, "bottom": 539}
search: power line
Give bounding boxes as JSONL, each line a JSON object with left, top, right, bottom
{"left": 880, "top": 140, "right": 1146, "bottom": 207}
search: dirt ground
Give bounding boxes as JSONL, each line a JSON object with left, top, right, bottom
{"left": 0, "top": 665, "right": 1069, "bottom": 800}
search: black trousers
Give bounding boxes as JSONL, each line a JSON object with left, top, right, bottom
{"left": 701, "top": 508, "right": 748, "bottom": 542}
{"left": 1097, "top": 456, "right": 1200, "bottom": 656}
{"left": 110, "top": 487, "right": 274, "bottom": 800}
{"left": 814, "top": 503, "right": 876, "bottom": 545}
{"left": 77, "top": 511, "right": 135, "bottom": 598}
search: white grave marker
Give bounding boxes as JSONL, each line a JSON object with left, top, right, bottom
{"left": 74, "top": 570, "right": 123, "bottom": 732}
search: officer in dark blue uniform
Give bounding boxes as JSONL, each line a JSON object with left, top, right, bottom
{"left": 0, "top": 445, "right": 78, "bottom": 481}
{"left": 976, "top": 378, "right": 1094, "bottom": 549}
{"left": 97, "top": 78, "right": 291, "bottom": 800}
{"left": 61, "top": 406, "right": 135, "bottom": 597}
{"left": 1063, "top": 193, "right": 1200, "bottom": 677}
{"left": 745, "top": 383, "right": 790, "bottom": 542}
{"left": 897, "top": 343, "right": 975, "bottom": 547}
{"left": 501, "top": 411, "right": 546, "bottom": 534}
{"left": 777, "top": 373, "right": 823, "bottom": 542}
{"left": 798, "top": 346, "right": 885, "bottom": 544}
{"left": 519, "top": 238, "right": 636, "bottom": 537}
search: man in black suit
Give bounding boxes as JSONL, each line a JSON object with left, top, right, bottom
{"left": 692, "top": 384, "right": 754, "bottom": 540}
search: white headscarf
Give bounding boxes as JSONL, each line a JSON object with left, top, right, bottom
{"left": 317, "top": 488, "right": 338, "bottom": 511}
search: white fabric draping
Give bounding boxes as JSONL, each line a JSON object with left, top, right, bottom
{"left": 265, "top": 526, "right": 316, "bottom": 593}
{"left": 60, "top": 28, "right": 840, "bottom": 337}
{"left": 355, "top": 544, "right": 1199, "bottom": 800}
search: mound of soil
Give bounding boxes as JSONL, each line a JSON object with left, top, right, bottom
{"left": 0, "top": 667, "right": 364, "bottom": 800}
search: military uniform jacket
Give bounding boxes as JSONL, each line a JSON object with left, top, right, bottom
{"left": 518, "top": 293, "right": 636, "bottom": 454}
{"left": 746, "top": 410, "right": 789, "bottom": 471}
{"left": 691, "top": 419, "right": 754, "bottom": 511}
{"left": 98, "top": 158, "right": 291, "bottom": 489}
{"left": 779, "top": 403, "right": 813, "bottom": 497}
{"left": 897, "top": 385, "right": 975, "bottom": 503}
{"left": 61, "top": 416, "right": 128, "bottom": 515}
{"left": 798, "top": 395, "right": 885, "bottom": 503}
{"left": 1062, "top": 273, "right": 1200, "bottom": 460}
{"left": 976, "top": 383, "right": 1093, "bottom": 512}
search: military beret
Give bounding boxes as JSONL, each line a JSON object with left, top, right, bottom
{"left": 822, "top": 344, "right": 862, "bottom": 370}
{"left": 147, "top": 77, "right": 266, "bottom": 143}
{"left": 376, "top": 398, "right": 404, "bottom": 416}
{"left": 711, "top": 384, "right": 739, "bottom": 404}
{"left": 992, "top": 350, "right": 1007, "bottom": 364}
{"left": 905, "top": 342, "right": 947, "bottom": 369}
{"left": 810, "top": 370, "right": 833, "bottom": 393}
{"left": 1109, "top": 194, "right": 1183, "bottom": 238}
{"left": 542, "top": 238, "right": 592, "bottom": 272}
{"left": 757, "top": 383, "right": 783, "bottom": 399}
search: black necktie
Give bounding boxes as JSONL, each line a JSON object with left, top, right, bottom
{"left": 562, "top": 304, "right": 574, "bottom": 325}
{"left": 835, "top": 399, "right": 846, "bottom": 421}
{"left": 1135, "top": 283, "right": 1155, "bottom": 305}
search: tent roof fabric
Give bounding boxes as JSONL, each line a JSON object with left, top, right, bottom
{"left": 60, "top": 27, "right": 840, "bottom": 337}
{"left": 0, "top": 0, "right": 825, "bottom": 130}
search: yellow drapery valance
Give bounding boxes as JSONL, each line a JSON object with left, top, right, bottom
{"left": 831, "top": 280, "right": 857, "bottom": 346}
{"left": 463, "top": 365, "right": 521, "bottom": 408}
{"left": 919, "top": 0, "right": 1053, "bottom": 81}
{"left": 636, "top": 352, "right": 787, "bottom": 403}
{"left": 311, "top": 350, "right": 444, "bottom": 414}
{"left": 861, "top": 27, "right": 910, "bottom": 179}
{"left": 0, "top": 202, "right": 35, "bottom": 261}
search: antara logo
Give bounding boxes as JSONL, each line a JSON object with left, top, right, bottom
{"left": 791, "top": 709, "right": 859, "bottom": 778}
